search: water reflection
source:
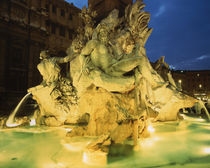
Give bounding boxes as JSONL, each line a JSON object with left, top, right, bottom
{"left": 0, "top": 116, "right": 210, "bottom": 168}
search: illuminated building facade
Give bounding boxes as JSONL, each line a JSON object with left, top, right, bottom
{"left": 172, "top": 70, "right": 210, "bottom": 101}
{"left": 0, "top": 0, "right": 81, "bottom": 112}
{"left": 45, "top": 0, "right": 81, "bottom": 56}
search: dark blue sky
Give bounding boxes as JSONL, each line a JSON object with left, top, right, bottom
{"left": 66, "top": 0, "right": 210, "bottom": 70}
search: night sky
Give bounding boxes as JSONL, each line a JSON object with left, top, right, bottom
{"left": 66, "top": 0, "right": 210, "bottom": 70}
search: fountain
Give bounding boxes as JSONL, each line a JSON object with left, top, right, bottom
{"left": 4, "top": 0, "right": 210, "bottom": 166}
{"left": 6, "top": 92, "right": 32, "bottom": 127}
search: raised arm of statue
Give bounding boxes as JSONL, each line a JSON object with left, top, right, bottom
{"left": 108, "top": 41, "right": 124, "bottom": 60}
{"left": 81, "top": 40, "right": 96, "bottom": 56}
{"left": 79, "top": 40, "right": 96, "bottom": 65}
{"left": 54, "top": 53, "right": 78, "bottom": 64}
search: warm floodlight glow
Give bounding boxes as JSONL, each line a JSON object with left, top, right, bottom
{"left": 6, "top": 123, "right": 20, "bottom": 127}
{"left": 83, "top": 151, "right": 107, "bottom": 165}
{"left": 62, "top": 142, "right": 79, "bottom": 151}
{"left": 61, "top": 139, "right": 88, "bottom": 152}
{"left": 30, "top": 119, "right": 36, "bottom": 126}
{"left": 140, "top": 136, "right": 160, "bottom": 147}
{"left": 178, "top": 79, "right": 182, "bottom": 84}
{"left": 147, "top": 125, "right": 155, "bottom": 133}
{"left": 183, "top": 115, "right": 205, "bottom": 122}
{"left": 64, "top": 128, "right": 72, "bottom": 132}
{"left": 83, "top": 152, "right": 88, "bottom": 163}
{"left": 199, "top": 84, "right": 202, "bottom": 88}
{"left": 194, "top": 118, "right": 205, "bottom": 122}
{"left": 57, "top": 163, "right": 65, "bottom": 167}
{"left": 203, "top": 147, "right": 210, "bottom": 154}
{"left": 179, "top": 114, "right": 186, "bottom": 119}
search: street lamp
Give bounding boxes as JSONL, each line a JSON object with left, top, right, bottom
{"left": 178, "top": 79, "right": 182, "bottom": 91}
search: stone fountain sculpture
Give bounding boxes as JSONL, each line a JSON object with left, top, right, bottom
{"left": 15, "top": 0, "right": 209, "bottom": 147}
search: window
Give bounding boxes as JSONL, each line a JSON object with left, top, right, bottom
{"left": 68, "top": 29, "right": 73, "bottom": 39}
{"left": 45, "top": 4, "right": 49, "bottom": 12}
{"left": 8, "top": 70, "right": 27, "bottom": 91}
{"left": 51, "top": 23, "right": 56, "bottom": 34}
{"left": 69, "top": 13, "right": 72, "bottom": 20}
{"left": 18, "top": 0, "right": 27, "bottom": 4}
{"left": 52, "top": 5, "right": 56, "bottom": 14}
{"left": 11, "top": 47, "right": 25, "bottom": 68}
{"left": 8, "top": 47, "right": 27, "bottom": 91}
{"left": 61, "top": 9, "right": 65, "bottom": 17}
{"left": 45, "top": 20, "right": 49, "bottom": 26}
{"left": 59, "top": 26, "right": 65, "bottom": 37}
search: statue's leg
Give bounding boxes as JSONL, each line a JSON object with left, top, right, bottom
{"left": 109, "top": 57, "right": 142, "bottom": 73}
{"left": 139, "top": 78, "right": 148, "bottom": 110}
{"left": 134, "top": 69, "right": 149, "bottom": 114}
{"left": 134, "top": 68, "right": 141, "bottom": 114}
{"left": 133, "top": 119, "right": 139, "bottom": 146}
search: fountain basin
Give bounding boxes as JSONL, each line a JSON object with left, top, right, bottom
{"left": 1, "top": 116, "right": 210, "bottom": 168}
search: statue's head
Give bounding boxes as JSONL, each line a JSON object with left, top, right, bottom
{"left": 40, "top": 50, "right": 50, "bottom": 60}
{"left": 123, "top": 36, "right": 135, "bottom": 54}
{"left": 72, "top": 37, "right": 84, "bottom": 53}
{"left": 117, "top": 31, "right": 135, "bottom": 54}
{"left": 103, "top": 9, "right": 119, "bottom": 30}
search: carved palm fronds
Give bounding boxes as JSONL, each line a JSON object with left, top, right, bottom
{"left": 125, "top": 0, "right": 152, "bottom": 46}
{"left": 78, "top": 5, "right": 97, "bottom": 41}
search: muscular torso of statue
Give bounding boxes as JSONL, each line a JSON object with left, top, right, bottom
{"left": 37, "top": 58, "right": 61, "bottom": 85}
{"left": 81, "top": 40, "right": 116, "bottom": 72}
{"left": 80, "top": 38, "right": 145, "bottom": 77}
